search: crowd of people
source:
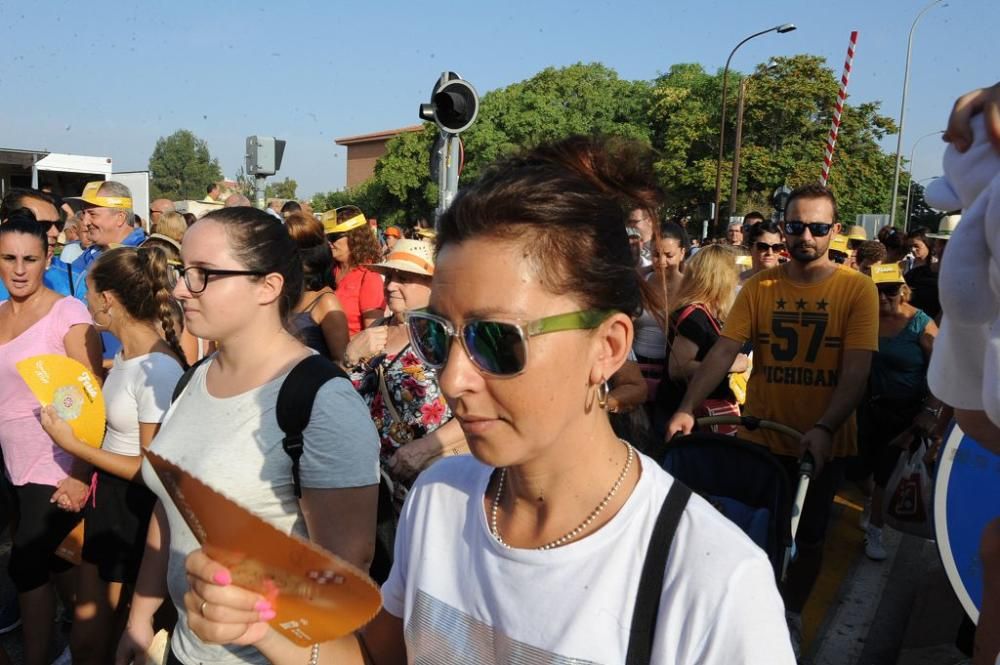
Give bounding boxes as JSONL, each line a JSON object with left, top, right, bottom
{"left": 0, "top": 82, "right": 997, "bottom": 665}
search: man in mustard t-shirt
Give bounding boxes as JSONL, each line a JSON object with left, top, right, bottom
{"left": 667, "top": 183, "right": 878, "bottom": 653}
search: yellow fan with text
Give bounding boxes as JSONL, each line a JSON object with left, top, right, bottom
{"left": 16, "top": 354, "right": 105, "bottom": 448}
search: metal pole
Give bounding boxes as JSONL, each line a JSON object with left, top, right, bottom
{"left": 901, "top": 130, "right": 944, "bottom": 230}
{"left": 713, "top": 25, "right": 795, "bottom": 236}
{"left": 729, "top": 77, "right": 750, "bottom": 222}
{"left": 889, "top": 0, "right": 945, "bottom": 226}
{"left": 254, "top": 176, "right": 266, "bottom": 209}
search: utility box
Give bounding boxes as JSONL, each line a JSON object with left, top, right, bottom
{"left": 245, "top": 136, "right": 286, "bottom": 176}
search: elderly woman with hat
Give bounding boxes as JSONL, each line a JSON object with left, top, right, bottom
{"left": 322, "top": 205, "right": 385, "bottom": 336}
{"left": 345, "top": 238, "right": 468, "bottom": 486}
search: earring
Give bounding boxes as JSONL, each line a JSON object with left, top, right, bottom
{"left": 596, "top": 380, "right": 610, "bottom": 410}
{"left": 93, "top": 308, "right": 112, "bottom": 330}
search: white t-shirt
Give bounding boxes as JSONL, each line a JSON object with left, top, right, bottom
{"left": 141, "top": 357, "right": 380, "bottom": 665}
{"left": 101, "top": 351, "right": 184, "bottom": 456}
{"left": 382, "top": 452, "right": 794, "bottom": 665}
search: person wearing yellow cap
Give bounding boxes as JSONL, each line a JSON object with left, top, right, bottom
{"left": 321, "top": 206, "right": 385, "bottom": 336}
{"left": 856, "top": 263, "right": 941, "bottom": 561}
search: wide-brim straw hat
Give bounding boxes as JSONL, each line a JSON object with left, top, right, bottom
{"left": 368, "top": 239, "right": 435, "bottom": 276}
{"left": 926, "top": 213, "right": 961, "bottom": 240}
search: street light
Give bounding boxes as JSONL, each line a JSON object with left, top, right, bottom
{"left": 713, "top": 23, "right": 796, "bottom": 237}
{"left": 889, "top": 0, "right": 947, "bottom": 227}
{"left": 902, "top": 129, "right": 944, "bottom": 229}
{"left": 904, "top": 176, "right": 939, "bottom": 232}
{"left": 729, "top": 60, "right": 778, "bottom": 221}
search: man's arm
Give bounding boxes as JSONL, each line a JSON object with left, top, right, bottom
{"left": 666, "top": 336, "right": 743, "bottom": 440}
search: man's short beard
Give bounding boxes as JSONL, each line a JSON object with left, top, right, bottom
{"left": 790, "top": 244, "right": 824, "bottom": 263}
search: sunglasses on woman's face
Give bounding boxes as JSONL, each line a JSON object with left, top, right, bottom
{"left": 754, "top": 242, "right": 785, "bottom": 253}
{"left": 877, "top": 284, "right": 902, "bottom": 298}
{"left": 783, "top": 221, "right": 833, "bottom": 237}
{"left": 405, "top": 309, "right": 613, "bottom": 377}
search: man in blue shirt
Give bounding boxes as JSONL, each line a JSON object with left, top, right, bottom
{"left": 0, "top": 188, "right": 74, "bottom": 299}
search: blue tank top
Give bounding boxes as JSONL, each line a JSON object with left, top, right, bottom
{"left": 871, "top": 309, "right": 931, "bottom": 400}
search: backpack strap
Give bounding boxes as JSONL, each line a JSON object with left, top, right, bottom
{"left": 624, "top": 479, "right": 692, "bottom": 665}
{"left": 171, "top": 356, "right": 211, "bottom": 404}
{"left": 276, "top": 354, "right": 349, "bottom": 498}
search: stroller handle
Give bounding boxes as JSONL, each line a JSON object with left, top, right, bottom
{"left": 695, "top": 415, "right": 802, "bottom": 441}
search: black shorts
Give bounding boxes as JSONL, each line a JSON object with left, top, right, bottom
{"left": 859, "top": 397, "right": 921, "bottom": 487}
{"left": 82, "top": 470, "right": 156, "bottom": 584}
{"left": 776, "top": 455, "right": 846, "bottom": 548}
{"left": 8, "top": 483, "right": 81, "bottom": 593}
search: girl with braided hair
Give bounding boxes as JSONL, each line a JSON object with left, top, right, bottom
{"left": 40, "top": 245, "right": 185, "bottom": 665}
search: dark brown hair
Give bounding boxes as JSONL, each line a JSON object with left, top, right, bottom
{"left": 90, "top": 246, "right": 187, "bottom": 367}
{"left": 285, "top": 212, "right": 333, "bottom": 292}
{"left": 436, "top": 135, "right": 662, "bottom": 318}
{"left": 198, "top": 207, "right": 304, "bottom": 322}
{"left": 856, "top": 240, "right": 887, "bottom": 264}
{"left": 785, "top": 183, "right": 839, "bottom": 223}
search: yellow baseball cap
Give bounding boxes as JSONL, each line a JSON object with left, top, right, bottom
{"left": 846, "top": 225, "right": 867, "bottom": 242}
{"left": 321, "top": 205, "right": 367, "bottom": 236}
{"left": 870, "top": 263, "right": 905, "bottom": 284}
{"left": 829, "top": 234, "right": 849, "bottom": 254}
{"left": 68, "top": 181, "right": 133, "bottom": 209}
{"left": 415, "top": 227, "right": 437, "bottom": 239}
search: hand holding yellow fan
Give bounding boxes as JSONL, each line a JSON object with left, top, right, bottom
{"left": 17, "top": 354, "right": 105, "bottom": 448}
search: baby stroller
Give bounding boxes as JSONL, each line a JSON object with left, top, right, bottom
{"left": 659, "top": 415, "right": 815, "bottom": 582}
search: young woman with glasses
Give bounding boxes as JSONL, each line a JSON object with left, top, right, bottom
{"left": 178, "top": 139, "right": 793, "bottom": 664}
{"left": 115, "top": 207, "right": 380, "bottom": 665}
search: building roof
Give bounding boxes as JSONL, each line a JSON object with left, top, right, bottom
{"left": 334, "top": 125, "right": 424, "bottom": 146}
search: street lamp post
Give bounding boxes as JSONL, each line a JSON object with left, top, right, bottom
{"left": 713, "top": 23, "right": 796, "bottom": 238}
{"left": 902, "top": 130, "right": 944, "bottom": 230}
{"left": 889, "top": 0, "right": 947, "bottom": 227}
{"left": 729, "top": 60, "right": 778, "bottom": 221}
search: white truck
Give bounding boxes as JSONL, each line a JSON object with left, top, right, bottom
{"left": 0, "top": 148, "right": 150, "bottom": 229}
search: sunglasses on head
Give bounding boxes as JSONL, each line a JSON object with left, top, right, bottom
{"left": 754, "top": 242, "right": 785, "bottom": 253}
{"left": 783, "top": 220, "right": 833, "bottom": 237}
{"left": 877, "top": 284, "right": 902, "bottom": 297}
{"left": 405, "top": 309, "right": 613, "bottom": 377}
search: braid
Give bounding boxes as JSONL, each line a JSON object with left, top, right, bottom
{"left": 156, "top": 287, "right": 188, "bottom": 369}
{"left": 142, "top": 246, "right": 188, "bottom": 369}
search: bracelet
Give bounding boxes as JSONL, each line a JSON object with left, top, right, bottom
{"left": 813, "top": 422, "right": 834, "bottom": 436}
{"left": 309, "top": 643, "right": 319, "bottom": 665}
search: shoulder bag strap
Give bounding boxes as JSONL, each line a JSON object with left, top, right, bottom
{"left": 624, "top": 480, "right": 692, "bottom": 665}
{"left": 170, "top": 355, "right": 211, "bottom": 404}
{"left": 276, "top": 354, "right": 349, "bottom": 498}
{"left": 376, "top": 344, "right": 411, "bottom": 426}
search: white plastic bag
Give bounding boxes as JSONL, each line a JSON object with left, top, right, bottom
{"left": 885, "top": 435, "right": 936, "bottom": 540}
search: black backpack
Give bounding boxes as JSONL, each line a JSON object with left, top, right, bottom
{"left": 170, "top": 353, "right": 396, "bottom": 582}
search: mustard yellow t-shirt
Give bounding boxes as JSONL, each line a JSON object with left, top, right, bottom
{"left": 721, "top": 265, "right": 879, "bottom": 458}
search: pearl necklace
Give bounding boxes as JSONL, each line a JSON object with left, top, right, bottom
{"left": 490, "top": 440, "right": 635, "bottom": 551}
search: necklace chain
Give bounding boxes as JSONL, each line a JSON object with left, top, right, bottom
{"left": 490, "top": 440, "right": 635, "bottom": 551}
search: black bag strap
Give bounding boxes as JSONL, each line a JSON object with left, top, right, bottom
{"left": 624, "top": 479, "right": 692, "bottom": 665}
{"left": 171, "top": 356, "right": 211, "bottom": 403}
{"left": 276, "top": 354, "right": 348, "bottom": 498}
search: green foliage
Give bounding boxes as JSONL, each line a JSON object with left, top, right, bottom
{"left": 313, "top": 57, "right": 904, "bottom": 229}
{"left": 148, "top": 130, "right": 223, "bottom": 200}
{"left": 265, "top": 177, "right": 298, "bottom": 200}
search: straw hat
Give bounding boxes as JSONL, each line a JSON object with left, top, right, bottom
{"left": 368, "top": 239, "right": 435, "bottom": 276}
{"left": 846, "top": 225, "right": 868, "bottom": 242}
{"left": 926, "top": 214, "right": 961, "bottom": 240}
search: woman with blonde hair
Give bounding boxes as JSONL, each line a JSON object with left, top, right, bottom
{"left": 152, "top": 211, "right": 187, "bottom": 245}
{"left": 653, "top": 245, "right": 748, "bottom": 434}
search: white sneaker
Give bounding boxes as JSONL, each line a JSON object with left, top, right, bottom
{"left": 785, "top": 611, "right": 803, "bottom": 661}
{"left": 864, "top": 525, "right": 887, "bottom": 561}
{"left": 858, "top": 498, "right": 871, "bottom": 531}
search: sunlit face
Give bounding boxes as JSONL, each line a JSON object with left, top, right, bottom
{"left": 173, "top": 220, "right": 270, "bottom": 342}
{"left": 82, "top": 206, "right": 128, "bottom": 248}
{"left": 877, "top": 283, "right": 903, "bottom": 313}
{"left": 784, "top": 197, "right": 839, "bottom": 264}
{"left": 726, "top": 226, "right": 744, "bottom": 245}
{"left": 653, "top": 237, "right": 684, "bottom": 272}
{"left": 0, "top": 232, "right": 47, "bottom": 297}
{"left": 750, "top": 231, "right": 784, "bottom": 271}
{"left": 628, "top": 209, "right": 654, "bottom": 243}
{"left": 910, "top": 238, "right": 929, "bottom": 260}
{"left": 383, "top": 269, "right": 432, "bottom": 315}
{"left": 430, "top": 236, "right": 614, "bottom": 469}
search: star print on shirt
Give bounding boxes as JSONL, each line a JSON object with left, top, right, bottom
{"left": 776, "top": 299, "right": 787, "bottom": 310}
{"left": 795, "top": 299, "right": 808, "bottom": 310}
{"left": 816, "top": 299, "right": 829, "bottom": 311}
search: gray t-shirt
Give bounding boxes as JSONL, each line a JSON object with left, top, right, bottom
{"left": 141, "top": 357, "right": 380, "bottom": 665}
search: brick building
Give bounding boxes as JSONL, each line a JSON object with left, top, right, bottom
{"left": 334, "top": 125, "right": 423, "bottom": 189}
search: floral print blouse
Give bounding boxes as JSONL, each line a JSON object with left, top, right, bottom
{"left": 349, "top": 347, "right": 452, "bottom": 463}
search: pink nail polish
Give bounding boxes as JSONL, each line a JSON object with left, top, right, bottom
{"left": 254, "top": 600, "right": 272, "bottom": 612}
{"left": 259, "top": 609, "right": 277, "bottom": 621}
{"left": 213, "top": 570, "right": 232, "bottom": 586}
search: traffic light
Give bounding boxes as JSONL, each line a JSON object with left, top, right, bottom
{"left": 419, "top": 72, "right": 479, "bottom": 134}
{"left": 246, "top": 136, "right": 286, "bottom": 176}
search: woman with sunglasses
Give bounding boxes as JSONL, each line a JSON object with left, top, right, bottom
{"left": 0, "top": 211, "right": 102, "bottom": 665}
{"left": 116, "top": 207, "right": 380, "bottom": 665}
{"left": 179, "top": 137, "right": 793, "bottom": 664}
{"left": 741, "top": 220, "right": 785, "bottom": 282}
{"left": 856, "top": 265, "right": 941, "bottom": 561}
{"left": 39, "top": 245, "right": 185, "bottom": 664}
{"left": 324, "top": 206, "right": 386, "bottom": 337}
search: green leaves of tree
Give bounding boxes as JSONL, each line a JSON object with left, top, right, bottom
{"left": 148, "top": 130, "right": 223, "bottom": 200}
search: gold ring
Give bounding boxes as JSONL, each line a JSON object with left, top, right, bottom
{"left": 200, "top": 600, "right": 209, "bottom": 616}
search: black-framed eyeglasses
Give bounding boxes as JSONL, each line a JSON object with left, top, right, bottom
{"left": 171, "top": 265, "right": 267, "bottom": 294}
{"left": 754, "top": 242, "right": 785, "bottom": 253}
{"left": 783, "top": 220, "right": 833, "bottom": 237}
{"left": 877, "top": 284, "right": 902, "bottom": 297}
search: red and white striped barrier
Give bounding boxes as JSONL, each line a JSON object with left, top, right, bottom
{"left": 820, "top": 31, "right": 859, "bottom": 186}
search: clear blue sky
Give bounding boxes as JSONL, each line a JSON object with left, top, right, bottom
{"left": 0, "top": 0, "right": 993, "bottom": 201}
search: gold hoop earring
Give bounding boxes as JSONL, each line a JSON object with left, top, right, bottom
{"left": 93, "top": 309, "right": 112, "bottom": 330}
{"left": 596, "top": 380, "right": 610, "bottom": 410}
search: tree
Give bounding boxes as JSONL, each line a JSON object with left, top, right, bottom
{"left": 266, "top": 177, "right": 298, "bottom": 200}
{"left": 148, "top": 130, "right": 223, "bottom": 200}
